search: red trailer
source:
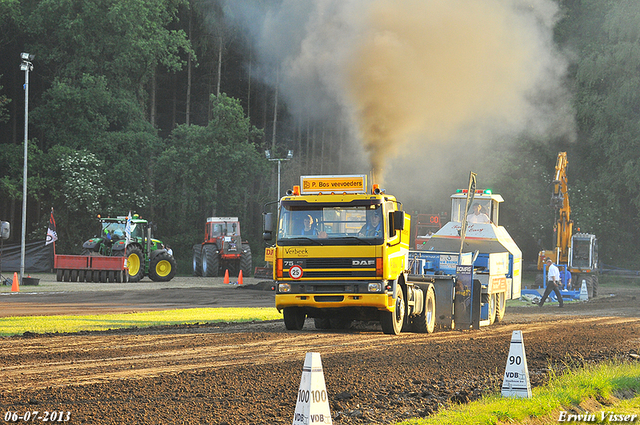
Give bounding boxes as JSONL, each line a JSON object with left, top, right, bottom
{"left": 54, "top": 254, "right": 128, "bottom": 283}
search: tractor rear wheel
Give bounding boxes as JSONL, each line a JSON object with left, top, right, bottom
{"left": 202, "top": 245, "right": 219, "bottom": 277}
{"left": 126, "top": 246, "right": 145, "bottom": 282}
{"left": 149, "top": 252, "right": 177, "bottom": 282}
{"left": 192, "top": 245, "right": 203, "bottom": 276}
{"left": 240, "top": 244, "right": 252, "bottom": 277}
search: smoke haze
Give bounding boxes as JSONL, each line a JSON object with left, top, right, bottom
{"left": 224, "top": 0, "right": 574, "bottom": 203}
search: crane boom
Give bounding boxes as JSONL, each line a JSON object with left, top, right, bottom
{"left": 551, "top": 152, "right": 572, "bottom": 264}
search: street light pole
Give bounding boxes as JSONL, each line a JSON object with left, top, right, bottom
{"left": 265, "top": 149, "right": 293, "bottom": 206}
{"left": 20, "top": 52, "right": 34, "bottom": 284}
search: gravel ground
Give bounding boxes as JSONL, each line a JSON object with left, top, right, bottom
{"left": 0, "top": 274, "right": 638, "bottom": 424}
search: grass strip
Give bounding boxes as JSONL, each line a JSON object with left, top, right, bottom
{"left": 397, "top": 361, "right": 640, "bottom": 424}
{"left": 0, "top": 307, "right": 283, "bottom": 336}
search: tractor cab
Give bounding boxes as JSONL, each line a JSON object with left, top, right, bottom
{"left": 450, "top": 189, "right": 503, "bottom": 225}
{"left": 206, "top": 217, "right": 240, "bottom": 239}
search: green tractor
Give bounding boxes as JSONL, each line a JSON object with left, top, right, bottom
{"left": 81, "top": 215, "right": 177, "bottom": 282}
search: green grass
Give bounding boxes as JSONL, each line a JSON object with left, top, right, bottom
{"left": 396, "top": 361, "right": 640, "bottom": 424}
{"left": 0, "top": 308, "right": 283, "bottom": 336}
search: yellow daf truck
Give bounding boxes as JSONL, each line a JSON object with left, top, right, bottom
{"left": 263, "top": 175, "right": 419, "bottom": 334}
{"left": 263, "top": 175, "right": 521, "bottom": 335}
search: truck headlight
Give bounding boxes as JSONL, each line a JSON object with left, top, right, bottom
{"left": 368, "top": 282, "right": 382, "bottom": 292}
{"left": 278, "top": 283, "right": 291, "bottom": 293}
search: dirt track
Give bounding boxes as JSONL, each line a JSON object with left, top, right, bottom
{"left": 0, "top": 275, "right": 639, "bottom": 424}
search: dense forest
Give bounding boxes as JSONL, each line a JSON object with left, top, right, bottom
{"left": 1, "top": 0, "right": 639, "bottom": 272}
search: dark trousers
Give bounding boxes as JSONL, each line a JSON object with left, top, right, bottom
{"left": 539, "top": 281, "right": 564, "bottom": 307}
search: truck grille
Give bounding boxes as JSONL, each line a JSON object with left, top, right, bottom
{"left": 283, "top": 257, "right": 377, "bottom": 279}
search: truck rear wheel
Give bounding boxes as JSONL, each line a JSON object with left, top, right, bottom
{"left": 592, "top": 275, "right": 598, "bottom": 297}
{"left": 413, "top": 286, "right": 436, "bottom": 333}
{"left": 202, "top": 245, "right": 219, "bottom": 277}
{"left": 149, "top": 252, "right": 177, "bottom": 282}
{"left": 496, "top": 292, "right": 506, "bottom": 322}
{"left": 488, "top": 294, "right": 497, "bottom": 325}
{"left": 330, "top": 318, "right": 352, "bottom": 330}
{"left": 126, "top": 246, "right": 145, "bottom": 282}
{"left": 314, "top": 318, "right": 331, "bottom": 329}
{"left": 193, "top": 245, "right": 203, "bottom": 276}
{"left": 381, "top": 286, "right": 406, "bottom": 335}
{"left": 283, "top": 307, "right": 306, "bottom": 330}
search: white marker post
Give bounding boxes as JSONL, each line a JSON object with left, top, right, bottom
{"left": 579, "top": 280, "right": 589, "bottom": 301}
{"left": 293, "top": 352, "right": 332, "bottom": 425}
{"left": 501, "top": 330, "right": 532, "bottom": 398}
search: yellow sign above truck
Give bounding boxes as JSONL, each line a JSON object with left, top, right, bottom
{"left": 300, "top": 175, "right": 367, "bottom": 194}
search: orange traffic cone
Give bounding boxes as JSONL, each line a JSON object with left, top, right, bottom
{"left": 238, "top": 270, "right": 243, "bottom": 285}
{"left": 11, "top": 272, "right": 19, "bottom": 292}
{"left": 223, "top": 269, "right": 229, "bottom": 284}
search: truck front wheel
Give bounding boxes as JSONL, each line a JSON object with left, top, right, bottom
{"left": 283, "top": 307, "right": 306, "bottom": 330}
{"left": 381, "top": 287, "right": 406, "bottom": 335}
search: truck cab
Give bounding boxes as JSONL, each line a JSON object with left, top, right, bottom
{"left": 264, "top": 175, "right": 410, "bottom": 333}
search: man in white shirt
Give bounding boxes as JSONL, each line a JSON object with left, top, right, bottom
{"left": 467, "top": 203, "right": 490, "bottom": 224}
{"left": 539, "top": 257, "right": 564, "bottom": 307}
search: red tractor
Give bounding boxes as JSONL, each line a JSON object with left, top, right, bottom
{"left": 192, "top": 217, "right": 252, "bottom": 277}
{"left": 413, "top": 212, "right": 448, "bottom": 250}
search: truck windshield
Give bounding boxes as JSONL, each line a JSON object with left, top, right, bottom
{"left": 278, "top": 204, "right": 383, "bottom": 244}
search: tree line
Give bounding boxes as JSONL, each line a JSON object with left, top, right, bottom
{"left": 0, "top": 0, "right": 639, "bottom": 271}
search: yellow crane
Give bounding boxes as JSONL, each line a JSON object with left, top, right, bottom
{"left": 537, "top": 152, "right": 599, "bottom": 297}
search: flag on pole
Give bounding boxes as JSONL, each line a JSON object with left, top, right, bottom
{"left": 459, "top": 172, "right": 477, "bottom": 260}
{"left": 125, "top": 211, "right": 132, "bottom": 244}
{"left": 45, "top": 208, "right": 58, "bottom": 245}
